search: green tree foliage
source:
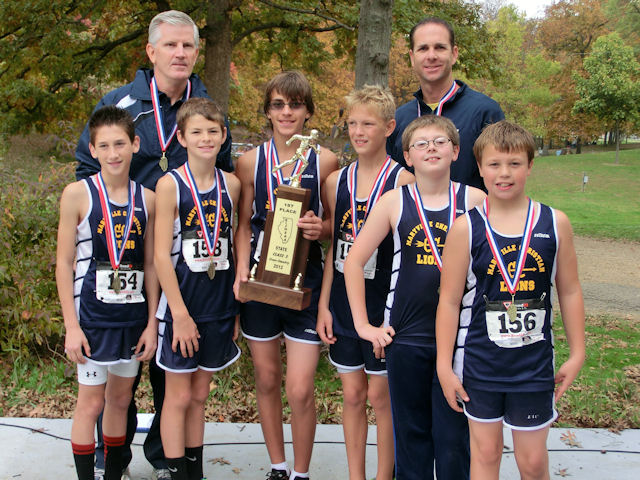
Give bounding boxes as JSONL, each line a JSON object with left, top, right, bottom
{"left": 606, "top": 0, "right": 640, "bottom": 56}
{"left": 573, "top": 32, "right": 640, "bottom": 163}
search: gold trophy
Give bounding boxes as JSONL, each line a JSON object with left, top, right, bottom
{"left": 239, "top": 130, "right": 319, "bottom": 310}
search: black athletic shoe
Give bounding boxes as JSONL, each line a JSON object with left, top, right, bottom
{"left": 266, "top": 469, "right": 289, "bottom": 480}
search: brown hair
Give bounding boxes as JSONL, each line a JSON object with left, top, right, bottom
{"left": 177, "top": 97, "right": 225, "bottom": 133}
{"left": 409, "top": 17, "right": 455, "bottom": 50}
{"left": 473, "top": 121, "right": 535, "bottom": 164}
{"left": 401, "top": 115, "right": 459, "bottom": 152}
{"left": 262, "top": 70, "right": 315, "bottom": 117}
{"left": 89, "top": 105, "right": 135, "bottom": 145}
{"left": 344, "top": 84, "right": 396, "bottom": 122}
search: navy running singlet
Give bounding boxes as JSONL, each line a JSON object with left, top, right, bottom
{"left": 454, "top": 202, "right": 558, "bottom": 392}
{"left": 75, "top": 176, "right": 148, "bottom": 328}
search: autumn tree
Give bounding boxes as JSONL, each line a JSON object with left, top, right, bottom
{"left": 573, "top": 32, "right": 640, "bottom": 163}
{"left": 354, "top": 0, "right": 394, "bottom": 87}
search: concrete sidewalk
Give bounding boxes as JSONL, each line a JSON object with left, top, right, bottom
{"left": 1, "top": 417, "right": 639, "bottom": 479}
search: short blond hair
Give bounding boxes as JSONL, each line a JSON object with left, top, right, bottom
{"left": 473, "top": 121, "right": 535, "bottom": 164}
{"left": 344, "top": 85, "right": 396, "bottom": 123}
{"left": 401, "top": 115, "right": 459, "bottom": 152}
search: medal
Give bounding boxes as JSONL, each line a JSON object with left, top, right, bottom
{"left": 150, "top": 76, "right": 191, "bottom": 172}
{"left": 410, "top": 181, "right": 457, "bottom": 272}
{"left": 94, "top": 173, "right": 136, "bottom": 294}
{"left": 112, "top": 268, "right": 121, "bottom": 293}
{"left": 159, "top": 153, "right": 168, "bottom": 172}
{"left": 481, "top": 198, "right": 536, "bottom": 318}
{"left": 265, "top": 139, "right": 307, "bottom": 211}
{"left": 417, "top": 80, "right": 458, "bottom": 116}
{"left": 182, "top": 163, "right": 223, "bottom": 280}
{"left": 347, "top": 157, "right": 392, "bottom": 239}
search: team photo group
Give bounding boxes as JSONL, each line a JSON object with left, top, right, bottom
{"left": 58, "top": 9, "right": 586, "bottom": 480}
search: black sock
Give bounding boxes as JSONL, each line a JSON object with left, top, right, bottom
{"left": 71, "top": 442, "right": 95, "bottom": 480}
{"left": 103, "top": 434, "right": 125, "bottom": 480}
{"left": 185, "top": 445, "right": 204, "bottom": 480}
{"left": 166, "top": 456, "right": 189, "bottom": 480}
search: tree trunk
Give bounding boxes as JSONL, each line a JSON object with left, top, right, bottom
{"left": 354, "top": 0, "right": 394, "bottom": 88}
{"left": 203, "top": 1, "right": 233, "bottom": 114}
{"left": 615, "top": 120, "right": 620, "bottom": 164}
{"left": 576, "top": 136, "right": 582, "bottom": 154}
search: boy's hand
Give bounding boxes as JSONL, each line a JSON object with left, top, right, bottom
{"left": 172, "top": 313, "right": 200, "bottom": 358}
{"left": 233, "top": 266, "right": 250, "bottom": 303}
{"left": 65, "top": 325, "right": 90, "bottom": 364}
{"left": 554, "top": 354, "right": 584, "bottom": 400}
{"left": 373, "top": 345, "right": 385, "bottom": 360}
{"left": 438, "top": 369, "right": 469, "bottom": 413}
{"left": 135, "top": 322, "right": 158, "bottom": 362}
{"left": 298, "top": 210, "right": 323, "bottom": 241}
{"left": 233, "top": 316, "right": 240, "bottom": 341}
{"left": 316, "top": 307, "right": 336, "bottom": 345}
{"left": 357, "top": 324, "right": 395, "bottom": 350}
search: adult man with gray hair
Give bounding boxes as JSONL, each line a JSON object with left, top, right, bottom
{"left": 75, "top": 11, "right": 232, "bottom": 480}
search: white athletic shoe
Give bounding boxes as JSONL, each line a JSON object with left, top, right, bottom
{"left": 94, "top": 467, "right": 105, "bottom": 480}
{"left": 152, "top": 468, "right": 172, "bottom": 480}
{"left": 121, "top": 467, "right": 131, "bottom": 480}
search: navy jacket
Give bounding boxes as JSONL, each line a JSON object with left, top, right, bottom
{"left": 387, "top": 81, "right": 504, "bottom": 191}
{"left": 75, "top": 69, "right": 233, "bottom": 189}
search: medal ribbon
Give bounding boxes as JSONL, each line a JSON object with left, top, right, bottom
{"left": 264, "top": 138, "right": 306, "bottom": 211}
{"left": 182, "top": 163, "right": 222, "bottom": 259}
{"left": 417, "top": 80, "right": 458, "bottom": 116}
{"left": 347, "top": 156, "right": 393, "bottom": 239}
{"left": 481, "top": 198, "right": 535, "bottom": 296}
{"left": 150, "top": 76, "right": 192, "bottom": 157}
{"left": 410, "top": 181, "right": 456, "bottom": 271}
{"left": 95, "top": 173, "right": 136, "bottom": 271}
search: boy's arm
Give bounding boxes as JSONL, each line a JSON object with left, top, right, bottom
{"left": 154, "top": 175, "right": 200, "bottom": 358}
{"left": 56, "top": 182, "right": 91, "bottom": 364}
{"left": 317, "top": 171, "right": 339, "bottom": 345}
{"left": 396, "top": 168, "right": 415, "bottom": 188}
{"left": 435, "top": 216, "right": 471, "bottom": 412}
{"left": 298, "top": 146, "right": 339, "bottom": 241}
{"left": 344, "top": 189, "right": 398, "bottom": 350}
{"left": 553, "top": 210, "right": 585, "bottom": 400}
{"left": 466, "top": 186, "right": 487, "bottom": 210}
{"left": 136, "top": 189, "right": 159, "bottom": 361}
{"left": 233, "top": 149, "right": 257, "bottom": 301}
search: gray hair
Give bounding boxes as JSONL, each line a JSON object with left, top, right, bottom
{"left": 148, "top": 10, "right": 199, "bottom": 46}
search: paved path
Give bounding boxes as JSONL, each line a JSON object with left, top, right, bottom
{"left": 1, "top": 418, "right": 639, "bottom": 479}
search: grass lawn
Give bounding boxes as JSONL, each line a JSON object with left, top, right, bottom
{"left": 527, "top": 149, "right": 640, "bottom": 241}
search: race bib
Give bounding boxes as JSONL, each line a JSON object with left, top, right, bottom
{"left": 334, "top": 234, "right": 377, "bottom": 280}
{"left": 95, "top": 262, "right": 144, "bottom": 304}
{"left": 182, "top": 230, "right": 230, "bottom": 273}
{"left": 484, "top": 296, "right": 546, "bottom": 348}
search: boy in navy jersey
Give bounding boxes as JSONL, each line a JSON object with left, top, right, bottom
{"left": 154, "top": 98, "right": 241, "bottom": 480}
{"left": 57, "top": 106, "right": 159, "bottom": 480}
{"left": 436, "top": 121, "right": 585, "bottom": 480}
{"left": 317, "top": 85, "right": 413, "bottom": 480}
{"left": 344, "top": 115, "right": 485, "bottom": 480}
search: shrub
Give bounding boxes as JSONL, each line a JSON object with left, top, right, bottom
{"left": 0, "top": 161, "right": 74, "bottom": 359}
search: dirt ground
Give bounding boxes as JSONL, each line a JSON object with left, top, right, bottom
{"left": 571, "top": 236, "right": 640, "bottom": 320}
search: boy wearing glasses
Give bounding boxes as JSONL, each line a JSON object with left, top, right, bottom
{"left": 344, "top": 115, "right": 484, "bottom": 479}
{"left": 234, "top": 71, "right": 338, "bottom": 480}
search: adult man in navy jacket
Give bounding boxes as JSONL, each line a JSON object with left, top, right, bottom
{"left": 387, "top": 17, "right": 503, "bottom": 191}
{"left": 75, "top": 11, "right": 231, "bottom": 480}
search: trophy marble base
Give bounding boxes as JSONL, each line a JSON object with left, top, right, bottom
{"left": 239, "top": 279, "right": 311, "bottom": 311}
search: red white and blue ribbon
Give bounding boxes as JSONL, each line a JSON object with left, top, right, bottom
{"left": 410, "top": 181, "right": 456, "bottom": 271}
{"left": 182, "top": 163, "right": 222, "bottom": 259}
{"left": 264, "top": 138, "right": 306, "bottom": 211}
{"left": 150, "top": 76, "right": 192, "bottom": 157}
{"left": 417, "top": 80, "right": 458, "bottom": 116}
{"left": 347, "top": 156, "right": 393, "bottom": 239}
{"left": 94, "top": 173, "right": 136, "bottom": 271}
{"left": 481, "top": 198, "right": 535, "bottom": 296}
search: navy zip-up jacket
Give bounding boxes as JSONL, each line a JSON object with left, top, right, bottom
{"left": 75, "top": 69, "right": 233, "bottom": 190}
{"left": 387, "top": 80, "right": 504, "bottom": 191}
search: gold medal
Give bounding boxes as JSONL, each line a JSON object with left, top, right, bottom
{"left": 159, "top": 153, "right": 168, "bottom": 172}
{"left": 112, "top": 268, "right": 121, "bottom": 293}
{"left": 207, "top": 260, "right": 216, "bottom": 280}
{"left": 507, "top": 293, "right": 517, "bottom": 323}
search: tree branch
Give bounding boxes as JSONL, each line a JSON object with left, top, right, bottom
{"left": 75, "top": 28, "right": 145, "bottom": 56}
{"left": 230, "top": 20, "right": 341, "bottom": 46}
{"left": 256, "top": 0, "right": 355, "bottom": 30}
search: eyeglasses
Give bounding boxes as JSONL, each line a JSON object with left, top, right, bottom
{"left": 268, "top": 101, "right": 306, "bottom": 111}
{"left": 409, "top": 137, "right": 451, "bottom": 150}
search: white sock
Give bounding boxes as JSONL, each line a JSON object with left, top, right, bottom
{"left": 271, "top": 462, "right": 290, "bottom": 474}
{"left": 290, "top": 471, "right": 309, "bottom": 479}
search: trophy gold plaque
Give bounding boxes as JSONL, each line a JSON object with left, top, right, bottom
{"left": 239, "top": 130, "right": 320, "bottom": 310}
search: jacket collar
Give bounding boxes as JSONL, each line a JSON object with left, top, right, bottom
{"left": 413, "top": 79, "right": 467, "bottom": 111}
